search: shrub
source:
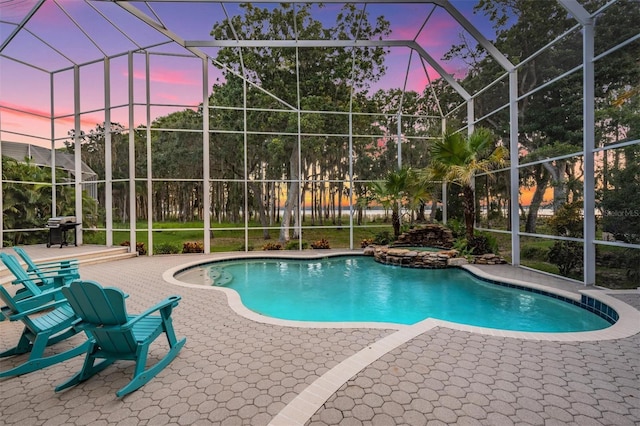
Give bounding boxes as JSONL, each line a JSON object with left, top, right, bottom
{"left": 236, "top": 243, "right": 254, "bottom": 251}
{"left": 452, "top": 238, "right": 474, "bottom": 258}
{"left": 446, "top": 218, "right": 466, "bottom": 239}
{"left": 285, "top": 240, "right": 308, "bottom": 250}
{"left": 310, "top": 238, "right": 330, "bottom": 249}
{"left": 182, "top": 241, "right": 204, "bottom": 253}
{"left": 120, "top": 241, "right": 146, "bottom": 255}
{"left": 373, "top": 230, "right": 393, "bottom": 245}
{"left": 623, "top": 248, "right": 640, "bottom": 283}
{"left": 547, "top": 202, "right": 583, "bottom": 277}
{"left": 360, "top": 238, "right": 374, "bottom": 248}
{"left": 467, "top": 233, "right": 498, "bottom": 255}
{"left": 262, "top": 242, "right": 282, "bottom": 250}
{"left": 521, "top": 245, "right": 549, "bottom": 261}
{"left": 548, "top": 241, "right": 583, "bottom": 276}
{"left": 154, "top": 243, "right": 180, "bottom": 255}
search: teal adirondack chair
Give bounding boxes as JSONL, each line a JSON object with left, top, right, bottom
{"left": 0, "top": 285, "right": 89, "bottom": 378}
{"left": 56, "top": 280, "right": 186, "bottom": 398}
{"left": 0, "top": 253, "right": 66, "bottom": 313}
{"left": 13, "top": 247, "right": 79, "bottom": 287}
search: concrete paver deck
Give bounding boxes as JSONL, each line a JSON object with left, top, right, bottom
{"left": 1, "top": 247, "right": 638, "bottom": 425}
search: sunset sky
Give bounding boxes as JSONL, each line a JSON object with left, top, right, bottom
{"left": 0, "top": 1, "right": 497, "bottom": 148}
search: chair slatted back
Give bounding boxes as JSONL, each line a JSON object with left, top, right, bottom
{"left": 13, "top": 247, "right": 79, "bottom": 284}
{"left": 0, "top": 253, "right": 45, "bottom": 295}
{"left": 62, "top": 281, "right": 137, "bottom": 354}
{"left": 13, "top": 247, "right": 51, "bottom": 284}
{"left": 0, "top": 285, "right": 21, "bottom": 315}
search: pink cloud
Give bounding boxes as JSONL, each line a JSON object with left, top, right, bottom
{"left": 156, "top": 93, "right": 181, "bottom": 102}
{"left": 415, "top": 20, "right": 460, "bottom": 50}
{"left": 131, "top": 68, "right": 199, "bottom": 86}
{"left": 0, "top": 102, "right": 101, "bottom": 128}
{"left": 391, "top": 26, "right": 419, "bottom": 40}
{"left": 0, "top": 102, "right": 50, "bottom": 120}
{"left": 390, "top": 13, "right": 459, "bottom": 49}
{"left": 403, "top": 68, "right": 437, "bottom": 92}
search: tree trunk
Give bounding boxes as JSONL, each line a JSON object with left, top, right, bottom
{"left": 337, "top": 182, "right": 343, "bottom": 227}
{"left": 429, "top": 198, "right": 438, "bottom": 222}
{"left": 250, "top": 182, "right": 270, "bottom": 239}
{"left": 463, "top": 184, "right": 475, "bottom": 240}
{"left": 392, "top": 205, "right": 401, "bottom": 238}
{"left": 417, "top": 202, "right": 426, "bottom": 222}
{"left": 525, "top": 166, "right": 550, "bottom": 233}
{"left": 279, "top": 147, "right": 299, "bottom": 242}
{"left": 541, "top": 160, "right": 565, "bottom": 213}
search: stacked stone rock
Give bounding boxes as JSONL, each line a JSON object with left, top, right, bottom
{"left": 393, "top": 224, "right": 454, "bottom": 249}
{"left": 472, "top": 253, "right": 507, "bottom": 265}
{"left": 371, "top": 246, "right": 458, "bottom": 269}
{"left": 364, "top": 224, "right": 507, "bottom": 268}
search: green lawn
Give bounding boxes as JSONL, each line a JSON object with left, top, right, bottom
{"left": 83, "top": 220, "right": 392, "bottom": 253}
{"left": 82, "top": 220, "right": 638, "bottom": 289}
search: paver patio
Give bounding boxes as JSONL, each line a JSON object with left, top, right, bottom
{"left": 1, "top": 246, "right": 638, "bottom": 425}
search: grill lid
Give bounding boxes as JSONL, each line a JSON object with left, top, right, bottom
{"left": 47, "top": 216, "right": 76, "bottom": 226}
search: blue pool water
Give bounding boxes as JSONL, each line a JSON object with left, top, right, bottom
{"left": 194, "top": 256, "right": 611, "bottom": 332}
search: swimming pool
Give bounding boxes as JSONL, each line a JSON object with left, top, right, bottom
{"left": 176, "top": 256, "right": 614, "bottom": 332}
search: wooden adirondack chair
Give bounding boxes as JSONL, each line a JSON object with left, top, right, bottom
{"left": 0, "top": 285, "right": 89, "bottom": 378}
{"left": 13, "top": 247, "right": 79, "bottom": 287}
{"left": 56, "top": 280, "right": 186, "bottom": 398}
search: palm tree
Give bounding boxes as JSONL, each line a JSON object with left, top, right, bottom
{"left": 370, "top": 167, "right": 427, "bottom": 238}
{"left": 425, "top": 128, "right": 508, "bottom": 241}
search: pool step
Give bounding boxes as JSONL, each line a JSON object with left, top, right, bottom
{"left": 209, "top": 267, "right": 233, "bottom": 286}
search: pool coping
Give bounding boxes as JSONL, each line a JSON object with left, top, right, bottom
{"left": 164, "top": 251, "right": 640, "bottom": 426}
{"left": 163, "top": 250, "right": 640, "bottom": 341}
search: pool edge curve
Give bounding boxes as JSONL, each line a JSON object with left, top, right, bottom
{"left": 162, "top": 251, "right": 640, "bottom": 341}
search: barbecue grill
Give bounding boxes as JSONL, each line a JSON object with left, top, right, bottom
{"left": 46, "top": 216, "right": 79, "bottom": 248}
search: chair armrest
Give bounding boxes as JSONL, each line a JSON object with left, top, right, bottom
{"left": 70, "top": 294, "right": 165, "bottom": 332}
{"left": 11, "top": 271, "right": 75, "bottom": 285}
{"left": 8, "top": 279, "right": 66, "bottom": 298}
{"left": 27, "top": 263, "right": 79, "bottom": 276}
{"left": 124, "top": 296, "right": 182, "bottom": 327}
{"left": 29, "top": 259, "right": 78, "bottom": 268}
{"left": 6, "top": 299, "right": 69, "bottom": 321}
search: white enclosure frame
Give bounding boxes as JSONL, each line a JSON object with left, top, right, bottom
{"left": 1, "top": 0, "right": 638, "bottom": 287}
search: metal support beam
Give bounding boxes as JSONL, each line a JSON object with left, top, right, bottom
{"left": 128, "top": 52, "right": 136, "bottom": 253}
{"left": 509, "top": 71, "right": 520, "bottom": 266}
{"left": 243, "top": 77, "right": 249, "bottom": 252}
{"left": 348, "top": 111, "right": 354, "bottom": 250}
{"left": 202, "top": 58, "right": 211, "bottom": 254}
{"left": 116, "top": 0, "right": 447, "bottom": 4}
{"left": 441, "top": 117, "right": 447, "bottom": 225}
{"left": 116, "top": 1, "right": 208, "bottom": 60}
{"left": 557, "top": 0, "right": 592, "bottom": 25}
{"left": 145, "top": 52, "right": 153, "bottom": 255}
{"left": 582, "top": 18, "right": 596, "bottom": 285}
{"left": 74, "top": 65, "right": 83, "bottom": 245}
{"left": 186, "top": 39, "right": 410, "bottom": 48}
{"left": 186, "top": 37, "right": 472, "bottom": 103}
{"left": 440, "top": 0, "right": 514, "bottom": 72}
{"left": 50, "top": 72, "right": 57, "bottom": 219}
{"left": 0, "top": 0, "right": 46, "bottom": 53}
{"left": 105, "top": 58, "right": 114, "bottom": 246}
{"left": 409, "top": 42, "right": 471, "bottom": 101}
